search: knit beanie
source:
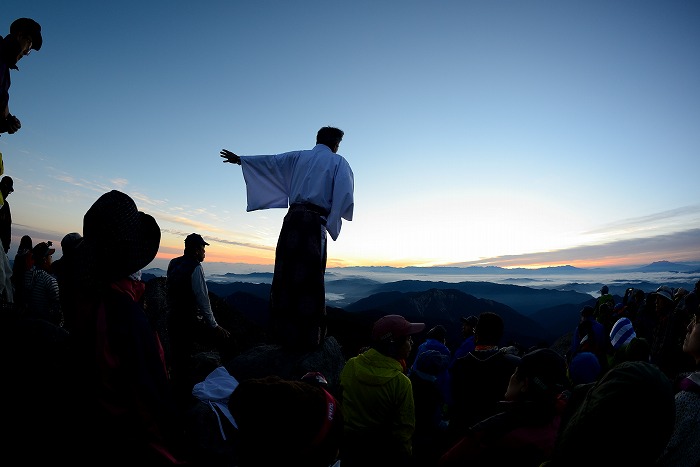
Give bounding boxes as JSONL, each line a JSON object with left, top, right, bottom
{"left": 568, "top": 352, "right": 602, "bottom": 386}
{"left": 610, "top": 317, "right": 636, "bottom": 350}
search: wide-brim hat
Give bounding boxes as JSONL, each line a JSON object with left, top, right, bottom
{"left": 653, "top": 286, "right": 674, "bottom": 303}
{"left": 80, "top": 190, "right": 160, "bottom": 282}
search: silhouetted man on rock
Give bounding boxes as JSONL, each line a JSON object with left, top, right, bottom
{"left": 220, "top": 126, "right": 354, "bottom": 352}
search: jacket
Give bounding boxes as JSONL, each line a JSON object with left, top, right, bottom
{"left": 167, "top": 254, "right": 213, "bottom": 325}
{"left": 340, "top": 348, "right": 415, "bottom": 460}
{"left": 449, "top": 347, "right": 521, "bottom": 435}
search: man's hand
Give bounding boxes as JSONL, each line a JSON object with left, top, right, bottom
{"left": 0, "top": 114, "right": 21, "bottom": 134}
{"left": 220, "top": 149, "right": 241, "bottom": 165}
{"left": 5, "top": 115, "right": 20, "bottom": 134}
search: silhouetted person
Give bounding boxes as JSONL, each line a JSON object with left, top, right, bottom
{"left": 657, "top": 306, "right": 700, "bottom": 467}
{"left": 24, "top": 241, "right": 61, "bottom": 326}
{"left": 649, "top": 286, "right": 695, "bottom": 379}
{"left": 0, "top": 176, "right": 12, "bottom": 307}
{"left": 340, "top": 314, "right": 425, "bottom": 466}
{"left": 230, "top": 375, "right": 344, "bottom": 467}
{"left": 70, "top": 190, "right": 187, "bottom": 465}
{"left": 452, "top": 315, "right": 478, "bottom": 362}
{"left": 448, "top": 312, "right": 521, "bottom": 443}
{"left": 569, "top": 305, "right": 609, "bottom": 373}
{"left": 1, "top": 18, "right": 42, "bottom": 137}
{"left": 441, "top": 348, "right": 569, "bottom": 466}
{"left": 410, "top": 349, "right": 451, "bottom": 466}
{"left": 52, "top": 232, "right": 84, "bottom": 332}
{"left": 220, "top": 126, "right": 354, "bottom": 351}
{"left": 167, "top": 233, "right": 230, "bottom": 410}
{"left": 11, "top": 234, "right": 32, "bottom": 307}
{"left": 546, "top": 361, "right": 674, "bottom": 467}
{"left": 0, "top": 175, "right": 13, "bottom": 254}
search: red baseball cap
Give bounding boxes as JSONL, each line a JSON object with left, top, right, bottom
{"left": 371, "top": 314, "right": 425, "bottom": 342}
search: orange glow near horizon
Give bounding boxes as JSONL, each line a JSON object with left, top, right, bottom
{"left": 154, "top": 243, "right": 698, "bottom": 270}
{"left": 155, "top": 251, "right": 275, "bottom": 266}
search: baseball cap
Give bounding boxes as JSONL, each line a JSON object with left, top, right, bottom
{"left": 185, "top": 233, "right": 209, "bottom": 247}
{"left": 371, "top": 314, "right": 425, "bottom": 342}
{"left": 60, "top": 232, "right": 83, "bottom": 252}
{"left": 32, "top": 241, "right": 55, "bottom": 259}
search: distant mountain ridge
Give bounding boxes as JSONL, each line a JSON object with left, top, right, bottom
{"left": 325, "top": 260, "right": 700, "bottom": 275}
{"left": 143, "top": 259, "right": 700, "bottom": 282}
{"left": 343, "top": 287, "right": 555, "bottom": 349}
{"left": 158, "top": 278, "right": 593, "bottom": 348}
{"left": 140, "top": 259, "right": 699, "bottom": 352}
{"left": 638, "top": 260, "right": 700, "bottom": 273}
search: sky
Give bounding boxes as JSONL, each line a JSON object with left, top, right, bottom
{"left": 2, "top": 0, "right": 699, "bottom": 271}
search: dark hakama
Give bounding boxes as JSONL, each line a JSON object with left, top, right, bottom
{"left": 269, "top": 203, "right": 328, "bottom": 351}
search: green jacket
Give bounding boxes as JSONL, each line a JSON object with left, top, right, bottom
{"left": 340, "top": 348, "right": 416, "bottom": 457}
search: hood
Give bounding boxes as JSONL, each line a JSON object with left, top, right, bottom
{"left": 346, "top": 348, "right": 405, "bottom": 386}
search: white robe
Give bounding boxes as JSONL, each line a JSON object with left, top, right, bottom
{"left": 240, "top": 144, "right": 354, "bottom": 241}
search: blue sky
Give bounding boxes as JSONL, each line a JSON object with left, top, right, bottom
{"left": 2, "top": 0, "right": 699, "bottom": 270}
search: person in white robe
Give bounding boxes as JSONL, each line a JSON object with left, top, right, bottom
{"left": 220, "top": 126, "right": 354, "bottom": 350}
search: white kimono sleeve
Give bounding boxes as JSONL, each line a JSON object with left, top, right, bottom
{"left": 239, "top": 152, "right": 299, "bottom": 211}
{"left": 326, "top": 157, "right": 354, "bottom": 241}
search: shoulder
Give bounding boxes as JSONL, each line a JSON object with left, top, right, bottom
{"left": 38, "top": 269, "right": 57, "bottom": 281}
{"left": 336, "top": 153, "right": 353, "bottom": 170}
{"left": 168, "top": 254, "right": 195, "bottom": 271}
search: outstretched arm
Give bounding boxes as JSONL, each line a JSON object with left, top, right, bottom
{"left": 220, "top": 149, "right": 241, "bottom": 165}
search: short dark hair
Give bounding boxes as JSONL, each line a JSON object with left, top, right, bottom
{"left": 475, "top": 312, "right": 504, "bottom": 346}
{"left": 426, "top": 324, "right": 447, "bottom": 341}
{"left": 10, "top": 18, "right": 42, "bottom": 51}
{"left": 316, "top": 126, "right": 344, "bottom": 148}
{"left": 580, "top": 305, "right": 595, "bottom": 318}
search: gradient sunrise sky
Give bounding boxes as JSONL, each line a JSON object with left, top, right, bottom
{"left": 2, "top": 1, "right": 699, "bottom": 270}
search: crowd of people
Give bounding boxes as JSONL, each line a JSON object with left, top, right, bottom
{"left": 2, "top": 204, "right": 699, "bottom": 467}
{"left": 336, "top": 285, "right": 699, "bottom": 467}
{"left": 2, "top": 16, "right": 699, "bottom": 467}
